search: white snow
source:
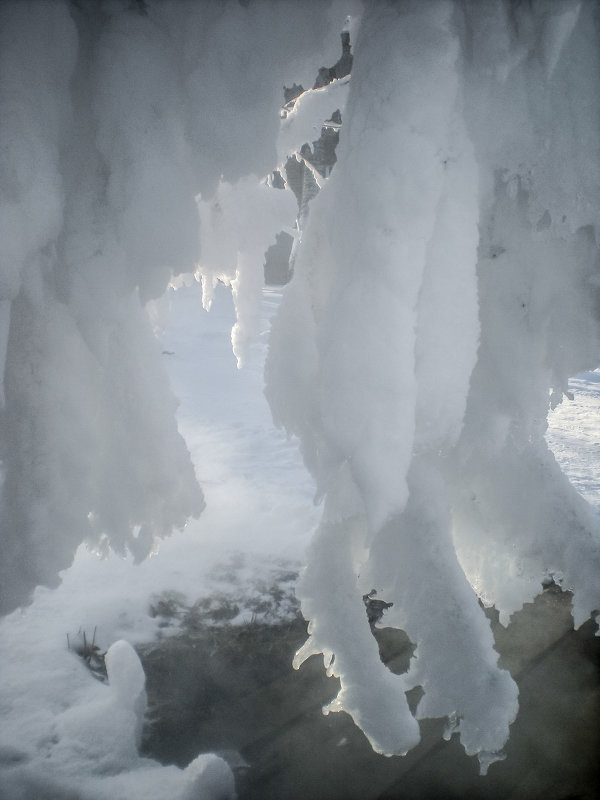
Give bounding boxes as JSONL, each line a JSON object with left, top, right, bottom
{"left": 1, "top": 0, "right": 600, "bottom": 792}
{"left": 276, "top": 77, "right": 351, "bottom": 169}
{"left": 266, "top": 0, "right": 600, "bottom": 773}
{"left": 0, "top": 0, "right": 342, "bottom": 614}
{"left": 0, "top": 284, "right": 316, "bottom": 798}
{"left": 196, "top": 176, "right": 297, "bottom": 366}
{"left": 547, "top": 371, "right": 600, "bottom": 510}
{"left": 1, "top": 284, "right": 597, "bottom": 795}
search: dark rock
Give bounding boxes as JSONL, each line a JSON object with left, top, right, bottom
{"left": 264, "top": 231, "right": 294, "bottom": 286}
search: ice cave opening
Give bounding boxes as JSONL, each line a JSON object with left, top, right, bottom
{"left": 1, "top": 1, "right": 599, "bottom": 798}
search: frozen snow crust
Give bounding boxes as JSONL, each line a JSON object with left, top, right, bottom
{"left": 1, "top": 0, "right": 600, "bottom": 790}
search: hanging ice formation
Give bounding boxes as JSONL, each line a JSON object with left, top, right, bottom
{"left": 1, "top": 0, "right": 600, "bottom": 776}
{"left": 0, "top": 0, "right": 340, "bottom": 613}
{"left": 266, "top": 0, "right": 600, "bottom": 774}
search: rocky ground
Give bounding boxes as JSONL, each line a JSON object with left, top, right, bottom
{"left": 136, "top": 582, "right": 599, "bottom": 800}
